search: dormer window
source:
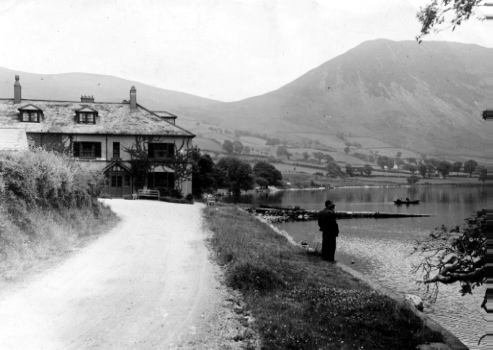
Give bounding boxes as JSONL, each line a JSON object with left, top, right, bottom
{"left": 76, "top": 107, "right": 98, "bottom": 124}
{"left": 18, "top": 104, "right": 42, "bottom": 123}
{"left": 79, "top": 112, "right": 95, "bottom": 124}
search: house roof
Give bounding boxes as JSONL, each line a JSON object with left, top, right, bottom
{"left": 0, "top": 99, "right": 195, "bottom": 137}
{"left": 0, "top": 128, "right": 29, "bottom": 151}
{"left": 18, "top": 104, "right": 42, "bottom": 111}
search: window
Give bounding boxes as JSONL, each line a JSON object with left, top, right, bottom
{"left": 124, "top": 175, "right": 131, "bottom": 186}
{"left": 148, "top": 143, "right": 175, "bottom": 159}
{"left": 78, "top": 112, "right": 96, "bottom": 124}
{"left": 21, "top": 111, "right": 40, "bottom": 122}
{"left": 73, "top": 142, "right": 102, "bottom": 158}
{"left": 113, "top": 142, "right": 120, "bottom": 159}
{"left": 147, "top": 172, "right": 174, "bottom": 189}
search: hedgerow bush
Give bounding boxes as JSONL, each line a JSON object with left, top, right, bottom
{"left": 1, "top": 148, "right": 104, "bottom": 208}
{"left": 0, "top": 149, "right": 118, "bottom": 281}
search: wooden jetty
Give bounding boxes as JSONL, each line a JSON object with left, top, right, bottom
{"left": 247, "top": 207, "right": 431, "bottom": 222}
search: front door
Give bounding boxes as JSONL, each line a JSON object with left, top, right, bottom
{"left": 108, "top": 172, "right": 132, "bottom": 197}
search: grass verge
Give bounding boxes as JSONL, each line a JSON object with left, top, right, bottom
{"left": 0, "top": 199, "right": 119, "bottom": 282}
{"left": 203, "top": 205, "right": 442, "bottom": 350}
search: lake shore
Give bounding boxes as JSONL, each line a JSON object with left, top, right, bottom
{"left": 202, "top": 204, "right": 468, "bottom": 350}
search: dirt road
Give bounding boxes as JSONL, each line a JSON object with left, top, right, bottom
{"left": 0, "top": 200, "right": 254, "bottom": 350}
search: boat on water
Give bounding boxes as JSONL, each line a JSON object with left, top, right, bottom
{"left": 394, "top": 199, "right": 420, "bottom": 205}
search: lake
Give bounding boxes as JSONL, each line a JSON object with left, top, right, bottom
{"left": 224, "top": 185, "right": 486, "bottom": 349}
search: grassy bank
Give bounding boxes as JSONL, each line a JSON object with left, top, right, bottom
{"left": 204, "top": 206, "right": 442, "bottom": 349}
{"left": 0, "top": 149, "right": 119, "bottom": 282}
{"left": 0, "top": 200, "right": 118, "bottom": 282}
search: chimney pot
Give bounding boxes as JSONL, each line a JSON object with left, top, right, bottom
{"left": 81, "top": 95, "right": 95, "bottom": 103}
{"left": 14, "top": 75, "right": 21, "bottom": 104}
{"left": 130, "top": 86, "right": 137, "bottom": 110}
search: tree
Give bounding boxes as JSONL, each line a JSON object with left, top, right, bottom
{"left": 437, "top": 160, "right": 452, "bottom": 178}
{"left": 255, "top": 176, "right": 269, "bottom": 188}
{"left": 426, "top": 163, "right": 436, "bottom": 178}
{"left": 312, "top": 152, "right": 325, "bottom": 164}
{"left": 396, "top": 151, "right": 402, "bottom": 158}
{"left": 232, "top": 140, "right": 244, "bottom": 155}
{"left": 363, "top": 164, "right": 373, "bottom": 176}
{"left": 327, "top": 161, "right": 344, "bottom": 177}
{"left": 344, "top": 146, "right": 350, "bottom": 154}
{"left": 276, "top": 146, "right": 288, "bottom": 158}
{"left": 407, "top": 175, "right": 421, "bottom": 185}
{"left": 302, "top": 152, "right": 309, "bottom": 161}
{"left": 191, "top": 152, "right": 217, "bottom": 197}
{"left": 404, "top": 164, "right": 418, "bottom": 175}
{"left": 243, "top": 146, "right": 251, "bottom": 155}
{"left": 387, "top": 158, "right": 395, "bottom": 170}
{"left": 345, "top": 164, "right": 354, "bottom": 177}
{"left": 395, "top": 158, "right": 405, "bottom": 167}
{"left": 253, "top": 161, "right": 282, "bottom": 186}
{"left": 477, "top": 166, "right": 487, "bottom": 184}
{"left": 464, "top": 159, "right": 478, "bottom": 177}
{"left": 377, "top": 156, "right": 389, "bottom": 169}
{"left": 222, "top": 140, "right": 234, "bottom": 154}
{"left": 451, "top": 161, "right": 462, "bottom": 175}
{"left": 416, "top": 0, "right": 484, "bottom": 42}
{"left": 419, "top": 164, "right": 428, "bottom": 178}
{"left": 412, "top": 209, "right": 486, "bottom": 308}
{"left": 368, "top": 155, "right": 375, "bottom": 163}
{"left": 407, "top": 157, "right": 417, "bottom": 164}
{"left": 324, "top": 154, "right": 334, "bottom": 162}
{"left": 216, "top": 157, "right": 254, "bottom": 196}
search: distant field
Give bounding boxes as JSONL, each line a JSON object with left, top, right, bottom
{"left": 239, "top": 136, "right": 266, "bottom": 146}
{"left": 193, "top": 138, "right": 222, "bottom": 152}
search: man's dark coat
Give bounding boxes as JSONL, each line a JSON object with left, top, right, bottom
{"left": 318, "top": 208, "right": 339, "bottom": 261}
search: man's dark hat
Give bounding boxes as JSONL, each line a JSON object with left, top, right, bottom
{"left": 325, "top": 200, "right": 334, "bottom": 207}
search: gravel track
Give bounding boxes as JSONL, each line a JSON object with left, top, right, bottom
{"left": 0, "top": 199, "right": 257, "bottom": 350}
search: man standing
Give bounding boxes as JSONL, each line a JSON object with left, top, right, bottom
{"left": 318, "top": 200, "right": 339, "bottom": 262}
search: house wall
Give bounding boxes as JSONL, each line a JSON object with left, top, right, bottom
{"left": 27, "top": 133, "right": 193, "bottom": 195}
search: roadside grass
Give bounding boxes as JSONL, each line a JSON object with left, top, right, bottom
{"left": 204, "top": 206, "right": 442, "bottom": 349}
{"left": 0, "top": 200, "right": 119, "bottom": 282}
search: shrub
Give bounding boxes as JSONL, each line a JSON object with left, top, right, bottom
{"left": 407, "top": 175, "right": 421, "bottom": 185}
{"left": 1, "top": 149, "right": 104, "bottom": 208}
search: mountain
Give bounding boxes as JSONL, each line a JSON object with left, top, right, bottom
{"left": 0, "top": 67, "right": 223, "bottom": 113}
{"left": 0, "top": 39, "right": 489, "bottom": 159}
{"left": 183, "top": 39, "right": 489, "bottom": 159}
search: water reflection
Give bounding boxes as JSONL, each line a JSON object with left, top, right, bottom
{"left": 225, "top": 185, "right": 486, "bottom": 349}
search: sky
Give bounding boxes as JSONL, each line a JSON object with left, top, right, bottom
{"left": 0, "top": 0, "right": 490, "bottom": 101}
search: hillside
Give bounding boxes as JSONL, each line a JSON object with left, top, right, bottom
{"left": 0, "top": 67, "right": 223, "bottom": 113}
{"left": 183, "top": 40, "right": 489, "bottom": 159}
{"left": 0, "top": 39, "right": 489, "bottom": 160}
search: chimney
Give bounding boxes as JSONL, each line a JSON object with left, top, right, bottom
{"left": 14, "top": 75, "right": 21, "bottom": 104}
{"left": 81, "top": 95, "right": 95, "bottom": 103}
{"left": 130, "top": 86, "right": 137, "bottom": 110}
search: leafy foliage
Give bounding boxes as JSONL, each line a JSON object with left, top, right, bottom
{"left": 436, "top": 160, "right": 452, "bottom": 177}
{"left": 412, "top": 209, "right": 486, "bottom": 297}
{"left": 253, "top": 161, "right": 283, "bottom": 186}
{"left": 216, "top": 157, "right": 255, "bottom": 196}
{"left": 464, "top": 159, "right": 478, "bottom": 177}
{"left": 416, "top": 0, "right": 484, "bottom": 42}
{"left": 1, "top": 148, "right": 103, "bottom": 208}
{"left": 222, "top": 140, "right": 234, "bottom": 154}
{"left": 406, "top": 175, "right": 421, "bottom": 185}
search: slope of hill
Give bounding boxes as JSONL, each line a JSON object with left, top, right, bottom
{"left": 0, "top": 67, "right": 223, "bottom": 113}
{"left": 0, "top": 39, "right": 488, "bottom": 160}
{"left": 183, "top": 40, "right": 489, "bottom": 158}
